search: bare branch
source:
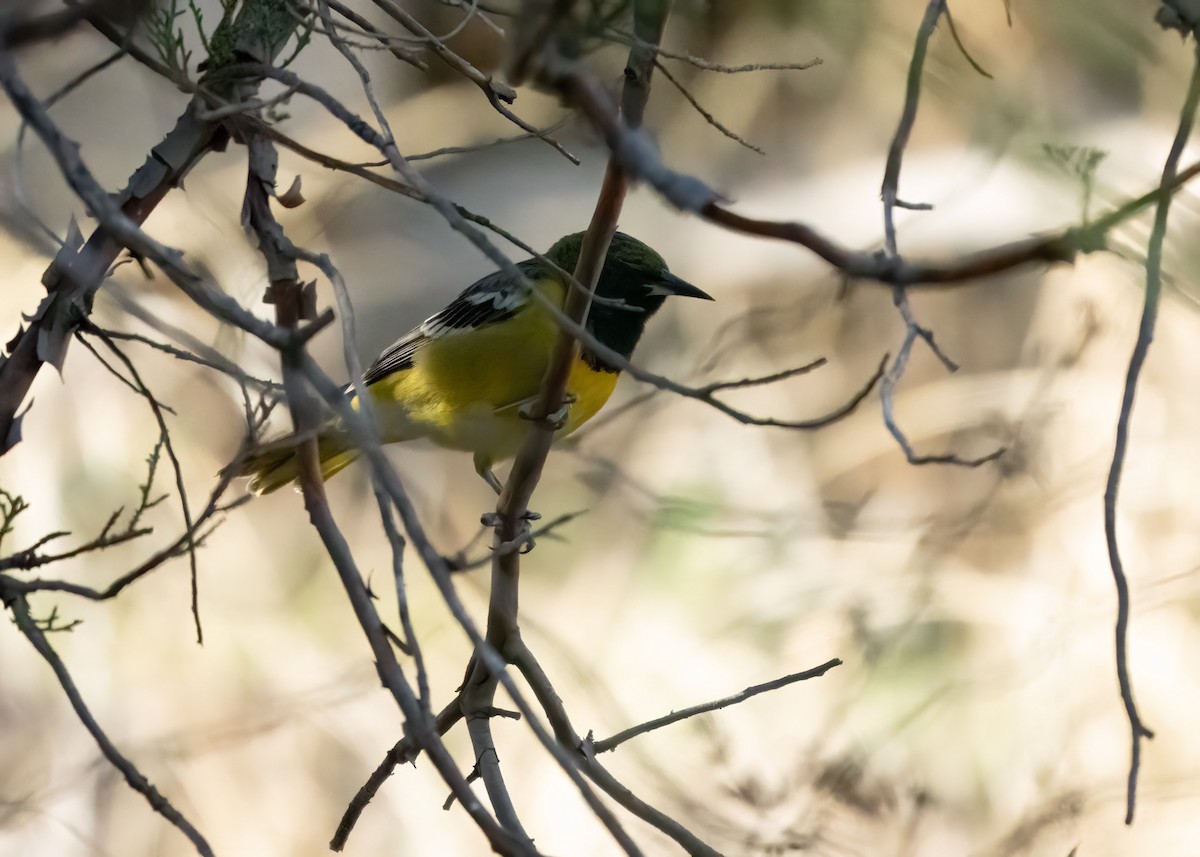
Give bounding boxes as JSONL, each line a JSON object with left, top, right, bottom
{"left": 80, "top": 326, "right": 205, "bottom": 642}
{"left": 313, "top": 0, "right": 428, "bottom": 68}
{"left": 943, "top": 3, "right": 993, "bottom": 79}
{"left": 360, "top": 0, "right": 579, "bottom": 163}
{"left": 8, "top": 595, "right": 214, "bottom": 857}
{"left": 13, "top": 453, "right": 249, "bottom": 601}
{"left": 874, "top": 0, "right": 1004, "bottom": 468}
{"left": 1101, "top": 36, "right": 1200, "bottom": 829}
{"left": 246, "top": 123, "right": 529, "bottom": 852}
{"left": 510, "top": 639, "right": 720, "bottom": 857}
{"left": 0, "top": 0, "right": 307, "bottom": 456}
{"left": 653, "top": 58, "right": 765, "bottom": 154}
{"left": 331, "top": 698, "right": 466, "bottom": 850}
{"left": 592, "top": 658, "right": 843, "bottom": 755}
{"left": 603, "top": 29, "right": 822, "bottom": 74}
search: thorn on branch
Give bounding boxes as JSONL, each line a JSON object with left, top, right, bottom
{"left": 443, "top": 764, "right": 484, "bottom": 811}
{"left": 382, "top": 622, "right": 413, "bottom": 656}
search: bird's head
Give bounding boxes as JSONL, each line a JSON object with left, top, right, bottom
{"left": 544, "top": 231, "right": 712, "bottom": 367}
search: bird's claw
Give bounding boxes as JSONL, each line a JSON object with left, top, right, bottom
{"left": 480, "top": 510, "right": 541, "bottom": 553}
{"left": 480, "top": 509, "right": 541, "bottom": 526}
{"left": 543, "top": 405, "right": 570, "bottom": 430}
{"left": 519, "top": 393, "right": 577, "bottom": 429}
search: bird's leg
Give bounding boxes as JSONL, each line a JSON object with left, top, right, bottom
{"left": 519, "top": 392, "right": 577, "bottom": 430}
{"left": 475, "top": 453, "right": 540, "bottom": 524}
{"left": 474, "top": 454, "right": 504, "bottom": 495}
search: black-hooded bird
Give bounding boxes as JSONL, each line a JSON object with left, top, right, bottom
{"left": 239, "top": 231, "right": 712, "bottom": 494}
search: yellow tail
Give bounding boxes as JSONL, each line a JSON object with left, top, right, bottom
{"left": 236, "top": 433, "right": 360, "bottom": 495}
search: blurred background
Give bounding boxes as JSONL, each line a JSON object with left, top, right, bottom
{"left": 3, "top": 0, "right": 1200, "bottom": 854}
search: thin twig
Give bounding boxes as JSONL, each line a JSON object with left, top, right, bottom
{"left": 943, "top": 3, "right": 993, "bottom": 79}
{"left": 0, "top": 524, "right": 150, "bottom": 571}
{"left": 653, "top": 58, "right": 764, "bottom": 154}
{"left": 290, "top": 237, "right": 432, "bottom": 707}
{"left": 95, "top": 326, "right": 283, "bottom": 391}
{"left": 406, "top": 115, "right": 571, "bottom": 162}
{"left": 83, "top": 327, "right": 205, "bottom": 641}
{"left": 604, "top": 29, "right": 821, "bottom": 74}
{"left": 331, "top": 698, "right": 466, "bottom": 849}
{"left": 364, "top": 0, "right": 579, "bottom": 163}
{"left": 510, "top": 639, "right": 720, "bottom": 857}
{"left": 592, "top": 658, "right": 843, "bottom": 754}
{"left": 312, "top": 0, "right": 428, "bottom": 67}
{"left": 876, "top": 0, "right": 1003, "bottom": 468}
{"left": 14, "top": 458, "right": 249, "bottom": 600}
{"left": 8, "top": 595, "right": 214, "bottom": 857}
{"left": 1102, "top": 39, "right": 1200, "bottom": 828}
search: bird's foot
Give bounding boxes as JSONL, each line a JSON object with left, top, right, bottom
{"left": 480, "top": 510, "right": 541, "bottom": 526}
{"left": 479, "top": 510, "right": 540, "bottom": 553}
{"left": 519, "top": 393, "right": 577, "bottom": 430}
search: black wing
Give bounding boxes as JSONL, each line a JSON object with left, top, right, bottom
{"left": 362, "top": 258, "right": 544, "bottom": 386}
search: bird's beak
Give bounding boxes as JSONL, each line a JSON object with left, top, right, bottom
{"left": 652, "top": 271, "right": 714, "bottom": 301}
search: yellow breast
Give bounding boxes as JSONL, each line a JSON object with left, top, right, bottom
{"left": 562, "top": 360, "right": 619, "bottom": 434}
{"left": 362, "top": 276, "right": 620, "bottom": 465}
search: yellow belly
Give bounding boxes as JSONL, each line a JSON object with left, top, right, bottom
{"left": 367, "top": 357, "right": 617, "bottom": 464}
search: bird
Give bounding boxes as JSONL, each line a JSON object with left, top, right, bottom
{"left": 238, "top": 231, "right": 713, "bottom": 495}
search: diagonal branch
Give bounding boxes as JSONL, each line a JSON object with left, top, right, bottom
{"left": 8, "top": 595, "right": 214, "bottom": 857}
{"left": 591, "top": 658, "right": 843, "bottom": 755}
{"left": 0, "top": 0, "right": 304, "bottom": 457}
{"left": 510, "top": 638, "right": 721, "bottom": 857}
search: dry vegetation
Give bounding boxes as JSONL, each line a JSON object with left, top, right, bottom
{"left": 3, "top": 1, "right": 1200, "bottom": 855}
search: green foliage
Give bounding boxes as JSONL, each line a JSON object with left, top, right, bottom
{"left": 1042, "top": 143, "right": 1109, "bottom": 222}
{"left": 143, "top": 0, "right": 195, "bottom": 78}
{"left": 0, "top": 489, "right": 29, "bottom": 555}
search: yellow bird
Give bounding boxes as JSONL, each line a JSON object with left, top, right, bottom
{"left": 239, "top": 231, "right": 712, "bottom": 494}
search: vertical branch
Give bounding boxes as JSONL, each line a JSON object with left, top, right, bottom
{"left": 876, "top": 0, "right": 1000, "bottom": 467}
{"left": 1103, "top": 39, "right": 1200, "bottom": 826}
{"left": 880, "top": 0, "right": 944, "bottom": 256}
{"left": 243, "top": 131, "right": 525, "bottom": 855}
{"left": 297, "top": 248, "right": 431, "bottom": 705}
{"left": 459, "top": 0, "right": 677, "bottom": 846}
